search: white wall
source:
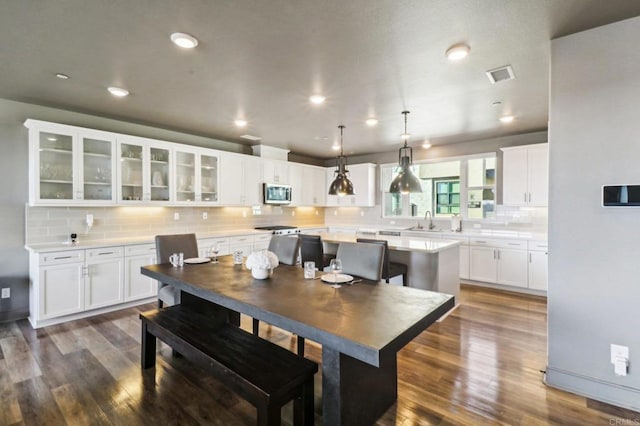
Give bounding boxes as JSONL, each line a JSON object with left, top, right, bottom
{"left": 546, "top": 16, "right": 640, "bottom": 410}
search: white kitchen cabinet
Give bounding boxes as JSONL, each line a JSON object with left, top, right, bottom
{"left": 198, "top": 237, "right": 231, "bottom": 258}
{"left": 528, "top": 240, "right": 548, "bottom": 291}
{"left": 469, "top": 238, "right": 528, "bottom": 288}
{"left": 37, "top": 250, "right": 86, "bottom": 319}
{"left": 84, "top": 247, "right": 124, "bottom": 310}
{"left": 289, "top": 164, "right": 303, "bottom": 206}
{"left": 219, "top": 153, "right": 263, "bottom": 206}
{"left": 502, "top": 143, "right": 548, "bottom": 206}
{"left": 263, "top": 159, "right": 289, "bottom": 184}
{"left": 229, "top": 235, "right": 254, "bottom": 258}
{"left": 173, "top": 147, "right": 220, "bottom": 205}
{"left": 325, "top": 163, "right": 376, "bottom": 207}
{"left": 117, "top": 136, "right": 172, "bottom": 204}
{"left": 303, "top": 165, "right": 326, "bottom": 206}
{"left": 253, "top": 233, "right": 272, "bottom": 251}
{"left": 124, "top": 244, "right": 158, "bottom": 301}
{"left": 26, "top": 120, "right": 117, "bottom": 206}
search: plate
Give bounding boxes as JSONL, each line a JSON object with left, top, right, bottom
{"left": 321, "top": 273, "right": 354, "bottom": 284}
{"left": 184, "top": 257, "right": 211, "bottom": 264}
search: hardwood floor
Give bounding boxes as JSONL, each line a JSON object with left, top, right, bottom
{"left": 0, "top": 285, "right": 637, "bottom": 425}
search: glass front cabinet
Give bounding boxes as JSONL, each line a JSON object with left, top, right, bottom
{"left": 26, "top": 120, "right": 117, "bottom": 205}
{"left": 117, "top": 137, "right": 171, "bottom": 204}
{"left": 173, "top": 147, "right": 220, "bottom": 205}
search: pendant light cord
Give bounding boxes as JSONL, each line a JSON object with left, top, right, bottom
{"left": 402, "top": 111, "right": 410, "bottom": 148}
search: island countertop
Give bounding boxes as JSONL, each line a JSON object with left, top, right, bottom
{"left": 309, "top": 232, "right": 461, "bottom": 253}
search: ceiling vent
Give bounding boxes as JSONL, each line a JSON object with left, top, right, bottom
{"left": 240, "top": 134, "right": 262, "bottom": 141}
{"left": 486, "top": 65, "right": 515, "bottom": 84}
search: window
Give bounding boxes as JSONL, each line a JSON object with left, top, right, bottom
{"left": 381, "top": 153, "right": 496, "bottom": 220}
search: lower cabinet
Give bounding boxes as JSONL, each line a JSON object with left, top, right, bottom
{"left": 124, "top": 244, "right": 158, "bottom": 301}
{"left": 38, "top": 253, "right": 85, "bottom": 319}
{"left": 469, "top": 239, "right": 528, "bottom": 288}
{"left": 85, "top": 247, "right": 125, "bottom": 310}
{"left": 528, "top": 240, "right": 548, "bottom": 291}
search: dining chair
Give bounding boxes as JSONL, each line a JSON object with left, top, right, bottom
{"left": 155, "top": 233, "right": 199, "bottom": 308}
{"left": 356, "top": 238, "right": 408, "bottom": 286}
{"left": 335, "top": 241, "right": 384, "bottom": 281}
{"left": 253, "top": 235, "right": 302, "bottom": 336}
{"left": 299, "top": 234, "right": 335, "bottom": 270}
{"left": 267, "top": 235, "right": 301, "bottom": 266}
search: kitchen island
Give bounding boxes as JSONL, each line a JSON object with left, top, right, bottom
{"left": 307, "top": 232, "right": 461, "bottom": 300}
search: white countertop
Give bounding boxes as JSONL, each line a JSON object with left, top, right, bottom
{"left": 314, "top": 232, "right": 460, "bottom": 254}
{"left": 25, "top": 228, "right": 273, "bottom": 253}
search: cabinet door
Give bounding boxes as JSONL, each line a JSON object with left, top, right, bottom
{"left": 125, "top": 254, "right": 158, "bottom": 301}
{"left": 39, "top": 263, "right": 84, "bottom": 319}
{"left": 469, "top": 246, "right": 498, "bottom": 282}
{"left": 459, "top": 245, "right": 470, "bottom": 280}
{"left": 85, "top": 257, "right": 124, "bottom": 310}
{"left": 496, "top": 248, "right": 528, "bottom": 287}
{"left": 289, "top": 164, "right": 303, "bottom": 206}
{"left": 118, "top": 140, "right": 145, "bottom": 203}
{"left": 32, "top": 126, "right": 76, "bottom": 203}
{"left": 220, "top": 154, "right": 244, "bottom": 205}
{"left": 174, "top": 149, "right": 197, "bottom": 203}
{"left": 528, "top": 251, "right": 548, "bottom": 291}
{"left": 502, "top": 148, "right": 528, "bottom": 205}
{"left": 527, "top": 145, "right": 548, "bottom": 206}
{"left": 263, "top": 160, "right": 289, "bottom": 184}
{"left": 350, "top": 164, "right": 375, "bottom": 207}
{"left": 200, "top": 153, "right": 219, "bottom": 204}
{"left": 312, "top": 167, "right": 327, "bottom": 206}
{"left": 79, "top": 130, "right": 116, "bottom": 204}
{"left": 148, "top": 143, "right": 171, "bottom": 203}
{"left": 243, "top": 156, "right": 263, "bottom": 205}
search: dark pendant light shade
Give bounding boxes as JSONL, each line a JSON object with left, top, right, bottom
{"left": 389, "top": 111, "right": 422, "bottom": 194}
{"left": 328, "top": 125, "right": 355, "bottom": 196}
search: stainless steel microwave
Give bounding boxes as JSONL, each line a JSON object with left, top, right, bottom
{"left": 263, "top": 183, "right": 292, "bottom": 205}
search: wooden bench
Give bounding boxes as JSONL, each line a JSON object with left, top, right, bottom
{"left": 140, "top": 305, "right": 318, "bottom": 426}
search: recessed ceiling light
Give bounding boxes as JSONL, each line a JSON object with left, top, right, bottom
{"left": 422, "top": 141, "right": 432, "bottom": 149}
{"left": 107, "top": 86, "right": 129, "bottom": 97}
{"left": 365, "top": 118, "right": 378, "bottom": 126}
{"left": 309, "top": 94, "right": 326, "bottom": 105}
{"left": 499, "top": 115, "right": 515, "bottom": 123}
{"left": 170, "top": 32, "right": 199, "bottom": 49}
{"left": 234, "top": 119, "right": 247, "bottom": 127}
{"left": 55, "top": 73, "right": 69, "bottom": 80}
{"left": 445, "top": 43, "right": 470, "bottom": 61}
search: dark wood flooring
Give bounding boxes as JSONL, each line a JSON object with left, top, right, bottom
{"left": 0, "top": 285, "right": 637, "bottom": 425}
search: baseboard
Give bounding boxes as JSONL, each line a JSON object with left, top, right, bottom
{"left": 545, "top": 366, "right": 640, "bottom": 413}
{"left": 461, "top": 279, "right": 547, "bottom": 297}
{"left": 0, "top": 309, "right": 29, "bottom": 323}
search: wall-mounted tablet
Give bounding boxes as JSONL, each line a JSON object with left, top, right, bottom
{"left": 602, "top": 185, "right": 640, "bottom": 207}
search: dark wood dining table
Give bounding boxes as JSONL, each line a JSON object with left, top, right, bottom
{"left": 141, "top": 255, "right": 454, "bottom": 426}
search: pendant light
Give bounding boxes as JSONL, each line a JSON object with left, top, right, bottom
{"left": 328, "top": 125, "right": 355, "bottom": 196}
{"left": 389, "top": 111, "right": 422, "bottom": 193}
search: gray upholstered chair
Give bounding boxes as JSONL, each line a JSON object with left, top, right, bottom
{"left": 267, "top": 235, "right": 301, "bottom": 266}
{"left": 356, "top": 238, "right": 408, "bottom": 285}
{"left": 155, "top": 233, "right": 199, "bottom": 307}
{"left": 335, "top": 241, "right": 384, "bottom": 282}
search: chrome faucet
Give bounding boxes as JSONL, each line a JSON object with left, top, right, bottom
{"left": 424, "top": 210, "right": 435, "bottom": 230}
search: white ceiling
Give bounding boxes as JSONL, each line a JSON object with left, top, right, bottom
{"left": 1, "top": 0, "right": 640, "bottom": 159}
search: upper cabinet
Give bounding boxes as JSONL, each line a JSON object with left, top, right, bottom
{"left": 501, "top": 143, "right": 548, "bottom": 206}
{"left": 27, "top": 120, "right": 117, "bottom": 205}
{"left": 117, "top": 136, "right": 171, "bottom": 204}
{"left": 325, "top": 163, "right": 376, "bottom": 207}
{"left": 289, "top": 163, "right": 326, "bottom": 206}
{"left": 219, "top": 153, "right": 262, "bottom": 206}
{"left": 173, "top": 146, "right": 220, "bottom": 205}
{"left": 263, "top": 159, "right": 290, "bottom": 184}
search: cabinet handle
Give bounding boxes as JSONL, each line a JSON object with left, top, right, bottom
{"left": 528, "top": 192, "right": 532, "bottom": 203}
{"left": 524, "top": 193, "right": 527, "bottom": 202}
{"left": 529, "top": 253, "right": 532, "bottom": 263}
{"left": 96, "top": 251, "right": 114, "bottom": 256}
{"left": 493, "top": 249, "right": 496, "bottom": 259}
{"left": 497, "top": 250, "right": 500, "bottom": 260}
{"left": 508, "top": 243, "right": 520, "bottom": 246}
{"left": 475, "top": 240, "right": 487, "bottom": 244}
{"left": 53, "top": 256, "right": 73, "bottom": 260}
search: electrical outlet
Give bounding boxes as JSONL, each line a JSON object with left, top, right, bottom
{"left": 291, "top": 211, "right": 295, "bottom": 216}
{"left": 86, "top": 213, "right": 94, "bottom": 227}
{"left": 174, "top": 212, "right": 180, "bottom": 221}
{"left": 202, "top": 212, "right": 208, "bottom": 220}
{"left": 360, "top": 211, "right": 365, "bottom": 217}
{"left": 1, "top": 288, "right": 9, "bottom": 299}
{"left": 611, "top": 344, "right": 630, "bottom": 376}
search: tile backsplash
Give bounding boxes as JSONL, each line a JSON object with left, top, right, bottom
{"left": 25, "top": 205, "right": 325, "bottom": 245}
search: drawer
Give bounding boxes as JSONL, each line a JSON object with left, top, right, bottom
{"left": 528, "top": 240, "right": 548, "bottom": 251}
{"left": 253, "top": 233, "right": 273, "bottom": 243}
{"left": 199, "top": 237, "right": 231, "bottom": 247}
{"left": 469, "top": 238, "right": 526, "bottom": 250}
{"left": 39, "top": 249, "right": 85, "bottom": 265}
{"left": 229, "top": 235, "right": 253, "bottom": 245}
{"left": 125, "top": 244, "right": 156, "bottom": 256}
{"left": 86, "top": 246, "right": 124, "bottom": 260}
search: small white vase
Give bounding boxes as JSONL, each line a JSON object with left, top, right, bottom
{"left": 251, "top": 268, "right": 270, "bottom": 279}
